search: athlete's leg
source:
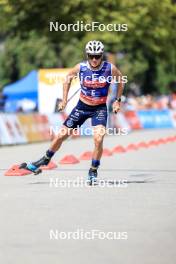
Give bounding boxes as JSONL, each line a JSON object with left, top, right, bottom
{"left": 87, "top": 106, "right": 107, "bottom": 183}
{"left": 21, "top": 126, "right": 72, "bottom": 173}
{"left": 92, "top": 125, "right": 106, "bottom": 162}
{"left": 49, "top": 125, "right": 72, "bottom": 152}
{"left": 87, "top": 126, "right": 106, "bottom": 183}
{"left": 91, "top": 105, "right": 107, "bottom": 168}
{"left": 21, "top": 101, "right": 87, "bottom": 173}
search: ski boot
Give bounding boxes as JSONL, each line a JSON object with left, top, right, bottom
{"left": 87, "top": 168, "right": 98, "bottom": 186}
{"left": 19, "top": 155, "right": 51, "bottom": 175}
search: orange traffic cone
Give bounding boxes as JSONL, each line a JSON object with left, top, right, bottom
{"left": 59, "top": 155, "right": 80, "bottom": 164}
{"left": 126, "top": 143, "right": 138, "bottom": 151}
{"left": 137, "top": 142, "right": 148, "bottom": 148}
{"left": 102, "top": 148, "right": 113, "bottom": 156}
{"left": 79, "top": 151, "right": 93, "bottom": 160}
{"left": 157, "top": 138, "right": 166, "bottom": 144}
{"left": 165, "top": 136, "right": 175, "bottom": 143}
{"left": 5, "top": 164, "right": 31, "bottom": 176}
{"left": 147, "top": 140, "right": 158, "bottom": 147}
{"left": 112, "top": 145, "right": 126, "bottom": 153}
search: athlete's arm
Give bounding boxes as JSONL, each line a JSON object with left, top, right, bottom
{"left": 112, "top": 64, "right": 124, "bottom": 99}
{"left": 59, "top": 64, "right": 80, "bottom": 111}
{"left": 111, "top": 64, "right": 124, "bottom": 113}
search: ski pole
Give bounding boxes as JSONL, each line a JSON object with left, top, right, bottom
{"left": 57, "top": 87, "right": 81, "bottom": 112}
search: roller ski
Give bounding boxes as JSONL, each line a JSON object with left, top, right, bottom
{"left": 19, "top": 155, "right": 51, "bottom": 175}
{"left": 87, "top": 168, "right": 98, "bottom": 186}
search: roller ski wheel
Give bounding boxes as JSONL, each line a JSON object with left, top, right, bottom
{"left": 87, "top": 168, "right": 98, "bottom": 186}
{"left": 19, "top": 162, "right": 42, "bottom": 175}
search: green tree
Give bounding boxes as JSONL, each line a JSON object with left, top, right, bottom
{"left": 0, "top": 0, "right": 175, "bottom": 94}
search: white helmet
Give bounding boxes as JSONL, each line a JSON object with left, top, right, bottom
{"left": 85, "top": 40, "right": 104, "bottom": 55}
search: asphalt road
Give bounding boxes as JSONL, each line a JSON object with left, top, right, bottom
{"left": 0, "top": 129, "right": 176, "bottom": 264}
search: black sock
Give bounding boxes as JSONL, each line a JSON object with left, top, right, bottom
{"left": 91, "top": 159, "right": 100, "bottom": 170}
{"left": 46, "top": 149, "right": 55, "bottom": 159}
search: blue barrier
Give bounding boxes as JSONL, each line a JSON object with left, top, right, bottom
{"left": 137, "top": 110, "right": 174, "bottom": 129}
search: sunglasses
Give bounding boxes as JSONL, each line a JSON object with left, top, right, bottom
{"left": 88, "top": 54, "right": 102, "bottom": 60}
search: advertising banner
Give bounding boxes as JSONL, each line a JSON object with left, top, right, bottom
{"left": 138, "top": 110, "right": 174, "bottom": 129}
{"left": 32, "top": 114, "right": 50, "bottom": 140}
{"left": 0, "top": 110, "right": 175, "bottom": 146}
{"left": 0, "top": 114, "right": 27, "bottom": 144}
{"left": 47, "top": 113, "right": 65, "bottom": 137}
{"left": 169, "top": 110, "right": 176, "bottom": 128}
{"left": 18, "top": 114, "right": 42, "bottom": 142}
{"left": 0, "top": 115, "right": 12, "bottom": 144}
{"left": 38, "top": 69, "right": 80, "bottom": 114}
{"left": 124, "top": 111, "right": 142, "bottom": 130}
{"left": 110, "top": 112, "right": 131, "bottom": 132}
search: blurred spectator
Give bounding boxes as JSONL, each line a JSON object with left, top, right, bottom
{"left": 169, "top": 92, "right": 176, "bottom": 109}
{"left": 122, "top": 93, "right": 176, "bottom": 111}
